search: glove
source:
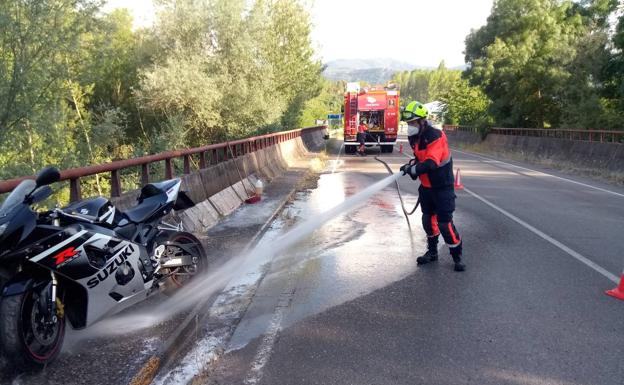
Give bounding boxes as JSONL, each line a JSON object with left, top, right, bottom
{"left": 400, "top": 163, "right": 419, "bottom": 180}
{"left": 399, "top": 158, "right": 417, "bottom": 175}
{"left": 405, "top": 164, "right": 419, "bottom": 180}
{"left": 400, "top": 163, "right": 411, "bottom": 175}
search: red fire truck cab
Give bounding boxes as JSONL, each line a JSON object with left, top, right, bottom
{"left": 343, "top": 82, "right": 399, "bottom": 154}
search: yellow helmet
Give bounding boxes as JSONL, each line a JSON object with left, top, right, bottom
{"left": 401, "top": 101, "right": 428, "bottom": 121}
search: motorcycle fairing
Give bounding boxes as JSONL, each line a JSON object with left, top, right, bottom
{"left": 26, "top": 228, "right": 153, "bottom": 327}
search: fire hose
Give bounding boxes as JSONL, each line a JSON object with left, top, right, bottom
{"left": 374, "top": 156, "right": 420, "bottom": 229}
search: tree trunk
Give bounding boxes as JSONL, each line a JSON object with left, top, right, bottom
{"left": 71, "top": 86, "right": 103, "bottom": 196}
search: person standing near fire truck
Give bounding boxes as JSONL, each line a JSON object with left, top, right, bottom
{"left": 357, "top": 119, "right": 368, "bottom": 156}
{"left": 399, "top": 101, "right": 465, "bottom": 271}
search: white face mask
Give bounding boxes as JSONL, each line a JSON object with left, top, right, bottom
{"left": 407, "top": 124, "right": 420, "bottom": 137}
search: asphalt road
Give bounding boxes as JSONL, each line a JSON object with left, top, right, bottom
{"left": 199, "top": 139, "right": 624, "bottom": 385}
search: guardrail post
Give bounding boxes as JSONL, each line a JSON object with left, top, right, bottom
{"left": 70, "top": 178, "right": 81, "bottom": 202}
{"left": 141, "top": 164, "right": 149, "bottom": 186}
{"left": 183, "top": 155, "right": 191, "bottom": 174}
{"left": 111, "top": 170, "right": 121, "bottom": 197}
{"left": 165, "top": 158, "right": 173, "bottom": 179}
{"left": 212, "top": 149, "right": 218, "bottom": 164}
{"left": 199, "top": 151, "right": 207, "bottom": 169}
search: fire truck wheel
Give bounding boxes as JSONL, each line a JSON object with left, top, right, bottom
{"left": 382, "top": 145, "right": 394, "bottom": 153}
{"left": 344, "top": 145, "right": 356, "bottom": 155}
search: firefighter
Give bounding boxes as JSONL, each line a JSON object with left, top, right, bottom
{"left": 357, "top": 119, "right": 368, "bottom": 156}
{"left": 399, "top": 102, "right": 465, "bottom": 271}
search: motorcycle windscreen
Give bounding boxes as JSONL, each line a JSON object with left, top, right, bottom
{"left": 357, "top": 94, "right": 387, "bottom": 111}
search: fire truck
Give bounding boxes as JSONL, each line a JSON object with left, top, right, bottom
{"left": 343, "top": 82, "right": 399, "bottom": 154}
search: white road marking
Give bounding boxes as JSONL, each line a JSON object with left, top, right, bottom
{"left": 452, "top": 148, "right": 624, "bottom": 198}
{"left": 395, "top": 145, "right": 619, "bottom": 284}
{"left": 244, "top": 272, "right": 296, "bottom": 385}
{"left": 464, "top": 187, "right": 619, "bottom": 283}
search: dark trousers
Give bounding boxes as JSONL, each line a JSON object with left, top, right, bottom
{"left": 356, "top": 132, "right": 367, "bottom": 145}
{"left": 418, "top": 185, "right": 462, "bottom": 256}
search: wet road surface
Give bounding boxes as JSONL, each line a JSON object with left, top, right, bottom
{"left": 4, "top": 138, "right": 623, "bottom": 385}
{"left": 194, "top": 139, "right": 624, "bottom": 385}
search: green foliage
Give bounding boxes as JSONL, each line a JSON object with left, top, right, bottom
{"left": 391, "top": 62, "right": 491, "bottom": 126}
{"left": 395, "top": 62, "right": 462, "bottom": 103}
{"left": 137, "top": 0, "right": 322, "bottom": 147}
{"left": 464, "top": 0, "right": 621, "bottom": 129}
{"left": 0, "top": 0, "right": 323, "bottom": 201}
{"left": 438, "top": 77, "right": 492, "bottom": 126}
{"left": 0, "top": 0, "right": 100, "bottom": 139}
{"left": 299, "top": 80, "right": 345, "bottom": 127}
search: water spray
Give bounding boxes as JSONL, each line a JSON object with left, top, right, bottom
{"left": 77, "top": 172, "right": 402, "bottom": 340}
{"left": 330, "top": 143, "right": 345, "bottom": 174}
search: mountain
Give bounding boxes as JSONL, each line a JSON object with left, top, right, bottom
{"left": 450, "top": 64, "right": 468, "bottom": 71}
{"left": 323, "top": 58, "right": 429, "bottom": 84}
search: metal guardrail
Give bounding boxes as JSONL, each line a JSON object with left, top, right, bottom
{"left": 442, "top": 125, "right": 479, "bottom": 134}
{"left": 0, "top": 126, "right": 325, "bottom": 201}
{"left": 443, "top": 125, "right": 624, "bottom": 144}
{"left": 489, "top": 128, "right": 624, "bottom": 143}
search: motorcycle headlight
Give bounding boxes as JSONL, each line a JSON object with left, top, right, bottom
{"left": 0, "top": 223, "right": 7, "bottom": 238}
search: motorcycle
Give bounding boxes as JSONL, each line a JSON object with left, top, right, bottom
{"left": 0, "top": 166, "right": 207, "bottom": 369}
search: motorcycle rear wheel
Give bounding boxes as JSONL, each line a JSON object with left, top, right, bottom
{"left": 0, "top": 289, "right": 65, "bottom": 370}
{"left": 161, "top": 232, "right": 207, "bottom": 295}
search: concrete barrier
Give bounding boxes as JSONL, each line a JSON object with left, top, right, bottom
{"left": 485, "top": 134, "right": 624, "bottom": 172}
{"left": 446, "top": 129, "right": 624, "bottom": 173}
{"left": 111, "top": 127, "right": 326, "bottom": 234}
{"left": 445, "top": 130, "right": 482, "bottom": 145}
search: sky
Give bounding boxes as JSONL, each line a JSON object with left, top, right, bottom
{"left": 103, "top": 0, "right": 495, "bottom": 67}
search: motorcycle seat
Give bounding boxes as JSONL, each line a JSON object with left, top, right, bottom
{"left": 121, "top": 179, "right": 180, "bottom": 223}
{"left": 139, "top": 179, "right": 179, "bottom": 201}
{"left": 122, "top": 199, "right": 163, "bottom": 223}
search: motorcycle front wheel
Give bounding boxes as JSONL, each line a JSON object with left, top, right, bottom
{"left": 0, "top": 288, "right": 65, "bottom": 370}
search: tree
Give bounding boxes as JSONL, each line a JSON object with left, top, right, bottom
{"left": 465, "top": 0, "right": 586, "bottom": 128}
{"left": 136, "top": 0, "right": 323, "bottom": 147}
{"left": 0, "top": 0, "right": 100, "bottom": 140}
{"left": 601, "top": 4, "right": 624, "bottom": 125}
{"left": 299, "top": 80, "right": 344, "bottom": 127}
{"left": 439, "top": 77, "right": 491, "bottom": 126}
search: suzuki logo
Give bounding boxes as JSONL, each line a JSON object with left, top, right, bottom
{"left": 86, "top": 244, "right": 135, "bottom": 289}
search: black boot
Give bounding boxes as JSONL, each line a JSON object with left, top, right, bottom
{"left": 417, "top": 236, "right": 439, "bottom": 265}
{"left": 450, "top": 242, "right": 465, "bottom": 272}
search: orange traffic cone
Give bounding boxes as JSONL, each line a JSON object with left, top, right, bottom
{"left": 454, "top": 168, "right": 464, "bottom": 190}
{"left": 606, "top": 273, "right": 624, "bottom": 300}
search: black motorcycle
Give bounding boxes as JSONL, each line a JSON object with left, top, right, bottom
{"left": 0, "top": 166, "right": 207, "bottom": 369}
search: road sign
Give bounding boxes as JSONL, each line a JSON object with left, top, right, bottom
{"left": 327, "top": 114, "right": 342, "bottom": 120}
